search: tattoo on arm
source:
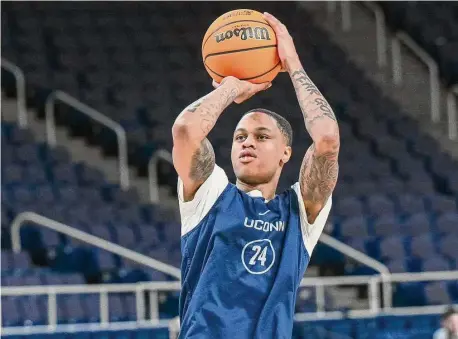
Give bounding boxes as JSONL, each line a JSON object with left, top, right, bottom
{"left": 290, "top": 67, "right": 339, "bottom": 215}
{"left": 186, "top": 87, "right": 239, "bottom": 136}
{"left": 290, "top": 69, "right": 337, "bottom": 132}
{"left": 187, "top": 101, "right": 202, "bottom": 113}
{"left": 300, "top": 144, "right": 339, "bottom": 206}
{"left": 189, "top": 138, "right": 215, "bottom": 182}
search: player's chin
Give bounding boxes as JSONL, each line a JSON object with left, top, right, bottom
{"left": 234, "top": 165, "right": 266, "bottom": 184}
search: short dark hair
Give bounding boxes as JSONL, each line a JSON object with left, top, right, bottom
{"left": 244, "top": 108, "right": 293, "bottom": 146}
{"left": 441, "top": 307, "right": 457, "bottom": 322}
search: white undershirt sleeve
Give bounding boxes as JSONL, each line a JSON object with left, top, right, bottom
{"left": 177, "top": 164, "right": 229, "bottom": 236}
{"left": 292, "top": 182, "right": 333, "bottom": 255}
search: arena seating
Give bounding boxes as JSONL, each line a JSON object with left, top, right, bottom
{"left": 379, "top": 2, "right": 458, "bottom": 85}
{"left": 1, "top": 120, "right": 181, "bottom": 326}
{"left": 2, "top": 0, "right": 458, "bottom": 334}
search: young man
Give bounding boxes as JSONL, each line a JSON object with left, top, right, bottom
{"left": 172, "top": 12, "right": 339, "bottom": 338}
{"left": 434, "top": 307, "right": 458, "bottom": 339}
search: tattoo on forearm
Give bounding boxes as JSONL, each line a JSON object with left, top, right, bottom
{"left": 291, "top": 70, "right": 321, "bottom": 96}
{"left": 290, "top": 68, "right": 337, "bottom": 128}
{"left": 300, "top": 144, "right": 339, "bottom": 204}
{"left": 188, "top": 87, "right": 239, "bottom": 135}
{"left": 187, "top": 101, "right": 202, "bottom": 113}
{"left": 314, "top": 98, "right": 336, "bottom": 121}
{"left": 189, "top": 138, "right": 215, "bottom": 182}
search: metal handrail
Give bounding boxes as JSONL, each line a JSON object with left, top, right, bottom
{"left": 45, "top": 91, "right": 130, "bottom": 189}
{"left": 1, "top": 321, "right": 171, "bottom": 337}
{"left": 446, "top": 84, "right": 458, "bottom": 140}
{"left": 325, "top": 2, "right": 387, "bottom": 68}
{"left": 295, "top": 271, "right": 458, "bottom": 321}
{"left": 391, "top": 32, "right": 441, "bottom": 123}
{"left": 10, "top": 212, "right": 181, "bottom": 279}
{"left": 3, "top": 271, "right": 457, "bottom": 333}
{"left": 1, "top": 281, "right": 180, "bottom": 335}
{"left": 318, "top": 233, "right": 392, "bottom": 309}
{"left": 361, "top": 2, "right": 387, "bottom": 67}
{"left": 295, "top": 303, "right": 458, "bottom": 322}
{"left": 1, "top": 58, "right": 27, "bottom": 128}
{"left": 148, "top": 149, "right": 173, "bottom": 203}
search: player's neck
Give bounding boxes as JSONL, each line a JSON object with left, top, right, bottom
{"left": 236, "top": 179, "right": 277, "bottom": 201}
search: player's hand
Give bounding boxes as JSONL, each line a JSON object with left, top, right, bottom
{"left": 212, "top": 77, "right": 272, "bottom": 104}
{"left": 263, "top": 12, "right": 300, "bottom": 72}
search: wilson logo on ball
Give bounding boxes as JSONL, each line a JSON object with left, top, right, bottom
{"left": 215, "top": 27, "right": 271, "bottom": 43}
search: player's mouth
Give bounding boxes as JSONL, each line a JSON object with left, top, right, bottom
{"left": 239, "top": 150, "right": 257, "bottom": 163}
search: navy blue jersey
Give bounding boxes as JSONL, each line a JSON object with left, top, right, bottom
{"left": 177, "top": 165, "right": 332, "bottom": 339}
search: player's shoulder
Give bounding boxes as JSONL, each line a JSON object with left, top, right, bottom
{"left": 178, "top": 164, "right": 230, "bottom": 236}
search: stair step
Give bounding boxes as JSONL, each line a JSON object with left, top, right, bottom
{"left": 298, "top": 1, "right": 458, "bottom": 160}
{"left": 2, "top": 95, "right": 179, "bottom": 206}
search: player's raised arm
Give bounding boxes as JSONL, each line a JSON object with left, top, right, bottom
{"left": 264, "top": 12, "right": 340, "bottom": 223}
{"left": 172, "top": 76, "right": 271, "bottom": 201}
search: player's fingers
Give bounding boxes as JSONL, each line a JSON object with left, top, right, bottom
{"left": 212, "top": 80, "right": 220, "bottom": 88}
{"left": 263, "top": 12, "right": 280, "bottom": 26}
{"left": 255, "top": 82, "right": 272, "bottom": 92}
{"left": 263, "top": 12, "right": 288, "bottom": 34}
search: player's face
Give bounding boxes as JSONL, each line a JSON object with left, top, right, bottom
{"left": 231, "top": 112, "right": 291, "bottom": 185}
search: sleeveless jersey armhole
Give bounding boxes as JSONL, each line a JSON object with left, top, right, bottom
{"left": 177, "top": 165, "right": 229, "bottom": 236}
{"left": 291, "top": 182, "right": 333, "bottom": 255}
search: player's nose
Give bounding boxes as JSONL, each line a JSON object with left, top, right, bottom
{"left": 241, "top": 135, "right": 256, "bottom": 149}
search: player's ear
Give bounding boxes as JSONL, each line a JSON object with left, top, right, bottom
{"left": 281, "top": 146, "right": 292, "bottom": 164}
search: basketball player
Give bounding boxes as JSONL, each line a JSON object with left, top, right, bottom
{"left": 172, "top": 12, "right": 339, "bottom": 338}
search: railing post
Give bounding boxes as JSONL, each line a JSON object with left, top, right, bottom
{"left": 315, "top": 284, "right": 326, "bottom": 317}
{"left": 148, "top": 149, "right": 174, "bottom": 203}
{"left": 429, "top": 62, "right": 440, "bottom": 123}
{"left": 1, "top": 58, "right": 28, "bottom": 128}
{"left": 100, "top": 290, "right": 109, "bottom": 327}
{"left": 48, "top": 290, "right": 57, "bottom": 330}
{"left": 136, "top": 286, "right": 145, "bottom": 322}
{"left": 45, "top": 91, "right": 130, "bottom": 189}
{"left": 362, "top": 2, "right": 387, "bottom": 68}
{"left": 446, "top": 85, "right": 458, "bottom": 140}
{"left": 45, "top": 92, "right": 58, "bottom": 147}
{"left": 391, "top": 37, "right": 402, "bottom": 85}
{"left": 149, "top": 291, "right": 159, "bottom": 322}
{"left": 368, "top": 277, "right": 380, "bottom": 313}
{"left": 392, "top": 33, "right": 441, "bottom": 123}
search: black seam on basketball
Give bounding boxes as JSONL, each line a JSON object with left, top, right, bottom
{"left": 202, "top": 20, "right": 272, "bottom": 49}
{"left": 204, "top": 44, "right": 277, "bottom": 62}
{"left": 241, "top": 61, "right": 282, "bottom": 80}
{"left": 204, "top": 60, "right": 281, "bottom": 81}
{"left": 204, "top": 64, "right": 226, "bottom": 79}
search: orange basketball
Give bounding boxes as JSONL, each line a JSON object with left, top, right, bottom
{"left": 202, "top": 9, "right": 281, "bottom": 84}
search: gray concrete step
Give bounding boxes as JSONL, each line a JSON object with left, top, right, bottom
{"left": 298, "top": 1, "right": 458, "bottom": 159}
{"left": 2, "top": 96, "right": 180, "bottom": 205}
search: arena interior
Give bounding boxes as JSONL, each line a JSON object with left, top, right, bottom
{"left": 1, "top": 1, "right": 458, "bottom": 339}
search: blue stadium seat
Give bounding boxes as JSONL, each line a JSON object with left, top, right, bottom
{"left": 410, "top": 234, "right": 437, "bottom": 259}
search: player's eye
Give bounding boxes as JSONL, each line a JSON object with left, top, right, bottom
{"left": 258, "top": 134, "right": 269, "bottom": 140}
{"left": 235, "top": 135, "right": 246, "bottom": 141}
